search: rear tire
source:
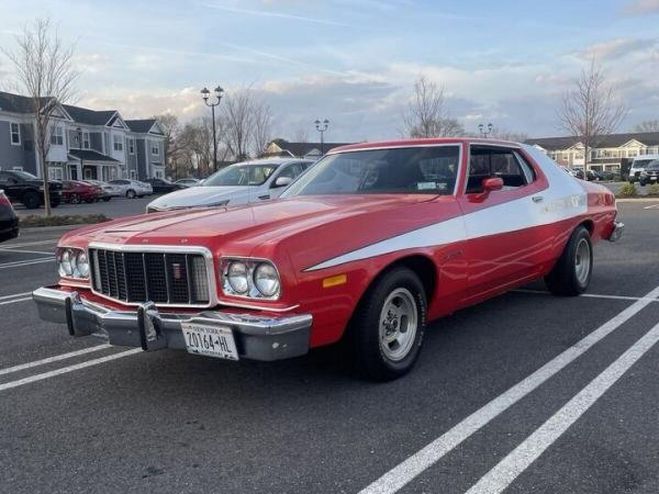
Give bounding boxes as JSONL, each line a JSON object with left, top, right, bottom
{"left": 126, "top": 189, "right": 136, "bottom": 199}
{"left": 69, "top": 193, "right": 80, "bottom": 204}
{"left": 103, "top": 197, "right": 111, "bottom": 202}
{"left": 349, "top": 267, "right": 427, "bottom": 381}
{"left": 23, "top": 190, "right": 40, "bottom": 209}
{"left": 545, "top": 226, "right": 592, "bottom": 296}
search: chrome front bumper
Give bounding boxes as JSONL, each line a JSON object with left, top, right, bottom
{"left": 608, "top": 221, "right": 624, "bottom": 242}
{"left": 33, "top": 287, "right": 312, "bottom": 361}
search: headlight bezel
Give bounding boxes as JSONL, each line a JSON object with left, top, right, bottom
{"left": 220, "top": 258, "right": 281, "bottom": 301}
{"left": 56, "top": 247, "right": 90, "bottom": 280}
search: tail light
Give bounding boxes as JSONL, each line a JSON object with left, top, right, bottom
{"left": 0, "top": 191, "right": 11, "bottom": 207}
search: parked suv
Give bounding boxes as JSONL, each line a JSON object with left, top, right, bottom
{"left": 0, "top": 170, "right": 62, "bottom": 209}
{"left": 639, "top": 160, "right": 659, "bottom": 186}
{"left": 628, "top": 155, "right": 659, "bottom": 183}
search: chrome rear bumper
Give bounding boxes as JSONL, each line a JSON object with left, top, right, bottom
{"left": 33, "top": 286, "right": 312, "bottom": 361}
{"left": 608, "top": 221, "right": 624, "bottom": 242}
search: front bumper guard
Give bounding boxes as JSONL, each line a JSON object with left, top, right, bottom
{"left": 608, "top": 221, "right": 624, "bottom": 242}
{"left": 33, "top": 286, "right": 312, "bottom": 361}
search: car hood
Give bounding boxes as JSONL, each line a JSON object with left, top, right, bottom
{"left": 147, "top": 186, "right": 256, "bottom": 210}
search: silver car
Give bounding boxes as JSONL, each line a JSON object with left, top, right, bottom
{"left": 146, "top": 158, "right": 314, "bottom": 213}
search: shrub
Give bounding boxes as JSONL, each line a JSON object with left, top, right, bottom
{"left": 19, "top": 214, "right": 110, "bottom": 228}
{"left": 616, "top": 183, "right": 637, "bottom": 198}
{"left": 647, "top": 183, "right": 659, "bottom": 196}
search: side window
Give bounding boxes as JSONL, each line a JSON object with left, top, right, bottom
{"left": 0, "top": 172, "right": 9, "bottom": 185}
{"left": 278, "top": 164, "right": 303, "bottom": 180}
{"left": 467, "top": 146, "right": 532, "bottom": 193}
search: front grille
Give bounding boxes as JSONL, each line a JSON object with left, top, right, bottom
{"left": 89, "top": 248, "right": 211, "bottom": 305}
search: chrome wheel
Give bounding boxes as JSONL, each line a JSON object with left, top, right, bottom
{"left": 378, "top": 288, "right": 418, "bottom": 362}
{"left": 575, "top": 238, "right": 591, "bottom": 285}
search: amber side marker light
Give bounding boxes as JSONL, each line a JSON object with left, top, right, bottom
{"left": 322, "top": 274, "right": 347, "bottom": 288}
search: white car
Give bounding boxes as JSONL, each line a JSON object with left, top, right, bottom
{"left": 628, "top": 154, "right": 659, "bottom": 183}
{"left": 146, "top": 158, "right": 315, "bottom": 213}
{"left": 108, "top": 179, "right": 153, "bottom": 198}
{"left": 174, "top": 178, "right": 201, "bottom": 188}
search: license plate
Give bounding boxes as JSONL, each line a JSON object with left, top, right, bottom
{"left": 181, "top": 322, "right": 239, "bottom": 361}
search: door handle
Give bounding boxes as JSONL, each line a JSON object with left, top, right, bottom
{"left": 531, "top": 195, "right": 544, "bottom": 203}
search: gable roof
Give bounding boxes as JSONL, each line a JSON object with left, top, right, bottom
{"left": 0, "top": 91, "right": 55, "bottom": 114}
{"left": 62, "top": 104, "right": 117, "bottom": 126}
{"left": 267, "top": 140, "right": 354, "bottom": 157}
{"left": 126, "top": 119, "right": 161, "bottom": 134}
{"left": 526, "top": 132, "right": 659, "bottom": 151}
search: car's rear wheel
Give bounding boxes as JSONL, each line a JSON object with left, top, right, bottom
{"left": 103, "top": 197, "right": 111, "bottom": 202}
{"left": 23, "top": 190, "right": 40, "bottom": 209}
{"left": 349, "top": 267, "right": 427, "bottom": 381}
{"left": 126, "top": 189, "right": 136, "bottom": 199}
{"left": 545, "top": 226, "right": 592, "bottom": 296}
{"left": 69, "top": 193, "right": 80, "bottom": 204}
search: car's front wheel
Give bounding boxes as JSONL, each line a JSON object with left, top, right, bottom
{"left": 545, "top": 226, "right": 592, "bottom": 296}
{"left": 350, "top": 267, "right": 427, "bottom": 381}
{"left": 126, "top": 189, "right": 136, "bottom": 199}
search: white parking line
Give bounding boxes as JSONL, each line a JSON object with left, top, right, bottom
{"left": 0, "top": 239, "right": 59, "bottom": 248}
{"left": 358, "top": 285, "right": 659, "bottom": 494}
{"left": 0, "top": 291, "right": 32, "bottom": 301}
{"left": 644, "top": 204, "right": 659, "bottom": 210}
{"left": 514, "top": 289, "right": 659, "bottom": 303}
{"left": 465, "top": 320, "right": 659, "bottom": 494}
{"left": 0, "top": 297, "right": 32, "bottom": 306}
{"left": 0, "top": 348, "right": 142, "bottom": 392}
{"left": 0, "top": 345, "right": 111, "bottom": 377}
{"left": 0, "top": 257, "right": 54, "bottom": 269}
{"left": 0, "top": 248, "right": 54, "bottom": 255}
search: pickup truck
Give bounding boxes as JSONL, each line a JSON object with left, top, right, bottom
{"left": 0, "top": 170, "right": 63, "bottom": 209}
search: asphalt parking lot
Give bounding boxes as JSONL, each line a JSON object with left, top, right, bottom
{"left": 0, "top": 201, "right": 657, "bottom": 494}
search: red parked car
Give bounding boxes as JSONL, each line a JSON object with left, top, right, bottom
{"left": 33, "top": 138, "right": 623, "bottom": 380}
{"left": 61, "top": 180, "right": 102, "bottom": 204}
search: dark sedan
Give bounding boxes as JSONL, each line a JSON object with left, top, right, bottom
{"left": 145, "top": 178, "right": 182, "bottom": 194}
{"left": 0, "top": 189, "right": 19, "bottom": 243}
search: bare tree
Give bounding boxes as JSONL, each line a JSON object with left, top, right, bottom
{"left": 557, "top": 60, "right": 626, "bottom": 167}
{"left": 222, "top": 87, "right": 254, "bottom": 161}
{"left": 251, "top": 99, "right": 272, "bottom": 157}
{"left": 293, "top": 127, "right": 309, "bottom": 143}
{"left": 490, "top": 128, "right": 529, "bottom": 143}
{"left": 175, "top": 117, "right": 229, "bottom": 178}
{"left": 633, "top": 120, "right": 659, "bottom": 133}
{"left": 2, "top": 18, "right": 78, "bottom": 215}
{"left": 403, "top": 75, "right": 464, "bottom": 138}
{"left": 153, "top": 113, "right": 180, "bottom": 177}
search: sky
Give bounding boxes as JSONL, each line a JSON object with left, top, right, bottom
{"left": 1, "top": 0, "right": 658, "bottom": 142}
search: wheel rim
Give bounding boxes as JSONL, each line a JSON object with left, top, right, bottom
{"left": 575, "top": 238, "right": 591, "bottom": 285}
{"left": 378, "top": 288, "right": 418, "bottom": 362}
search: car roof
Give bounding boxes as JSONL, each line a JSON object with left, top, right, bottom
{"left": 230, "top": 157, "right": 314, "bottom": 166}
{"left": 632, "top": 154, "right": 659, "bottom": 161}
{"left": 328, "top": 137, "right": 522, "bottom": 154}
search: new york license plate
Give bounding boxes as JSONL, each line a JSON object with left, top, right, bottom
{"left": 181, "top": 322, "right": 239, "bottom": 361}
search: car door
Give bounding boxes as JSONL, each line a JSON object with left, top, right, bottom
{"left": 457, "top": 144, "right": 549, "bottom": 302}
{"left": 0, "top": 172, "right": 19, "bottom": 202}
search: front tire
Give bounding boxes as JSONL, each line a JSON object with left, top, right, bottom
{"left": 23, "top": 190, "right": 40, "bottom": 209}
{"left": 126, "top": 189, "right": 136, "bottom": 199}
{"left": 350, "top": 267, "right": 427, "bottom": 381}
{"left": 545, "top": 226, "right": 593, "bottom": 296}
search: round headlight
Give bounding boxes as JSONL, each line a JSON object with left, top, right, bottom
{"left": 76, "top": 251, "right": 90, "bottom": 278}
{"left": 59, "top": 249, "right": 74, "bottom": 277}
{"left": 254, "top": 263, "right": 280, "bottom": 297}
{"left": 227, "top": 261, "right": 249, "bottom": 294}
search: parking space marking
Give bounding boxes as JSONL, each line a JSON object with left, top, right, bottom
{"left": 0, "top": 292, "right": 32, "bottom": 301}
{"left": 644, "top": 204, "right": 659, "bottom": 210}
{"left": 0, "top": 257, "right": 54, "bottom": 270}
{"left": 359, "top": 285, "right": 659, "bottom": 494}
{"left": 515, "top": 289, "right": 659, "bottom": 303}
{"left": 0, "top": 239, "right": 59, "bottom": 248}
{"left": 0, "top": 344, "right": 111, "bottom": 377}
{"left": 465, "top": 320, "right": 659, "bottom": 494}
{"left": 0, "top": 248, "right": 54, "bottom": 255}
{"left": 0, "top": 348, "right": 142, "bottom": 393}
{"left": 0, "top": 297, "right": 32, "bottom": 306}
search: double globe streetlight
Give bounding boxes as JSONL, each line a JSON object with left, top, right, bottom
{"left": 478, "top": 122, "right": 493, "bottom": 138}
{"left": 314, "top": 119, "right": 330, "bottom": 155}
{"left": 201, "top": 85, "right": 224, "bottom": 171}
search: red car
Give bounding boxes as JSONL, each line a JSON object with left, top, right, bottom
{"left": 0, "top": 189, "right": 19, "bottom": 243}
{"left": 33, "top": 138, "right": 623, "bottom": 380}
{"left": 61, "top": 180, "right": 102, "bottom": 204}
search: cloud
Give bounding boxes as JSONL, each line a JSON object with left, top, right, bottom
{"left": 203, "top": 2, "right": 355, "bottom": 27}
{"left": 624, "top": 0, "right": 659, "bottom": 14}
{"left": 576, "top": 38, "right": 657, "bottom": 61}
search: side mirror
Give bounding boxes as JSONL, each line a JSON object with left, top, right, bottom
{"left": 274, "top": 176, "right": 293, "bottom": 188}
{"left": 482, "top": 177, "right": 504, "bottom": 192}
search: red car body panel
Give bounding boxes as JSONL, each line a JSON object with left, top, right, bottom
{"left": 55, "top": 138, "right": 619, "bottom": 349}
{"left": 62, "top": 181, "right": 101, "bottom": 203}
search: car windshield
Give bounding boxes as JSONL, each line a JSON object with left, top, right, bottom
{"left": 203, "top": 164, "right": 279, "bottom": 186}
{"left": 647, "top": 160, "right": 659, "bottom": 170}
{"left": 281, "top": 145, "right": 461, "bottom": 197}
{"left": 632, "top": 159, "right": 654, "bottom": 168}
{"left": 13, "top": 170, "right": 38, "bottom": 180}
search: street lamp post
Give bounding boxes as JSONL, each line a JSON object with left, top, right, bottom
{"left": 478, "top": 123, "right": 494, "bottom": 138}
{"left": 201, "top": 85, "right": 224, "bottom": 172}
{"left": 76, "top": 127, "right": 83, "bottom": 180}
{"left": 314, "top": 119, "right": 329, "bottom": 155}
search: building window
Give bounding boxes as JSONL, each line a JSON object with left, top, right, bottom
{"left": 50, "top": 126, "right": 64, "bottom": 146}
{"left": 130, "top": 170, "right": 136, "bottom": 179}
{"left": 10, "top": 123, "right": 21, "bottom": 145}
{"left": 151, "top": 142, "right": 159, "bottom": 156}
{"left": 48, "top": 167, "right": 64, "bottom": 180}
{"left": 128, "top": 138, "right": 135, "bottom": 155}
{"left": 83, "top": 132, "right": 90, "bottom": 149}
{"left": 113, "top": 134, "right": 124, "bottom": 152}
